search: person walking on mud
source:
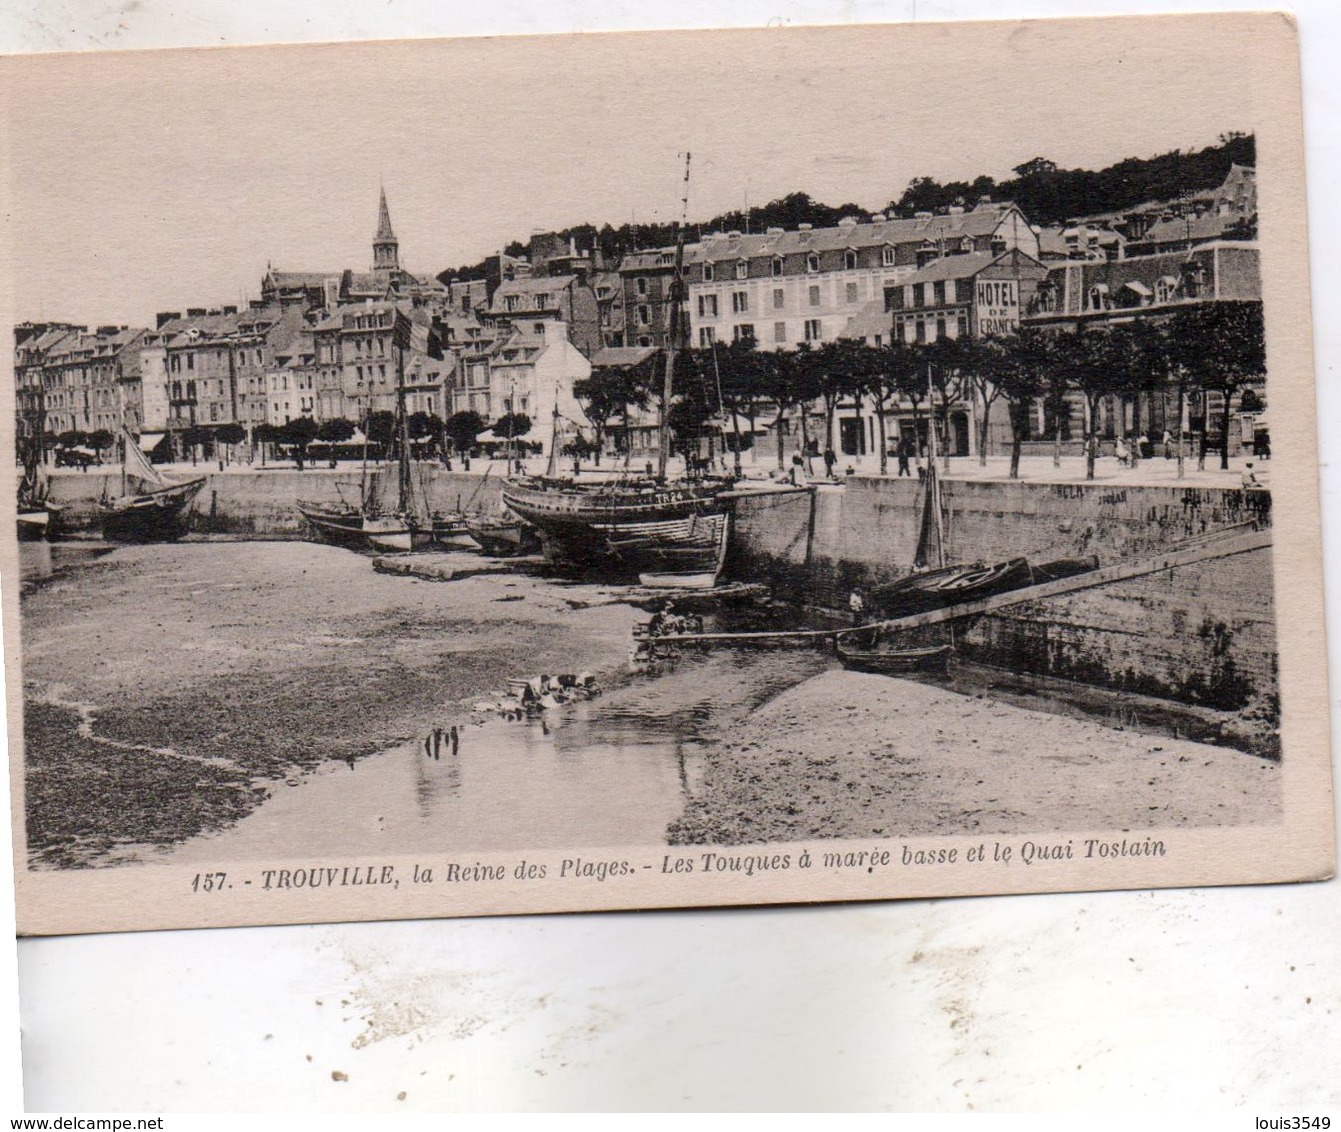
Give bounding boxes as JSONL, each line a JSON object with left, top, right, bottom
{"left": 450, "top": 725, "right": 460, "bottom": 756}
{"left": 433, "top": 727, "right": 443, "bottom": 759}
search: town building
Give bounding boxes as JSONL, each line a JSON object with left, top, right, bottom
{"left": 618, "top": 247, "right": 681, "bottom": 350}
{"left": 484, "top": 274, "right": 602, "bottom": 358}
{"left": 260, "top": 190, "right": 447, "bottom": 313}
{"left": 451, "top": 325, "right": 592, "bottom": 458}
{"left": 683, "top": 202, "right": 1040, "bottom": 352}
{"left": 1022, "top": 241, "right": 1263, "bottom": 451}
{"left": 33, "top": 325, "right": 148, "bottom": 438}
{"left": 310, "top": 301, "right": 449, "bottom": 423}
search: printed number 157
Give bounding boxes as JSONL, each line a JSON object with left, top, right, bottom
{"left": 191, "top": 872, "right": 227, "bottom": 893}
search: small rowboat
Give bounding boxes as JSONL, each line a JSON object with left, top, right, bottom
{"left": 835, "top": 639, "right": 953, "bottom": 675}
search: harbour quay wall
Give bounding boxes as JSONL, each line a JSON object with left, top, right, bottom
{"left": 44, "top": 466, "right": 504, "bottom": 536}
{"left": 728, "top": 477, "right": 1276, "bottom": 715}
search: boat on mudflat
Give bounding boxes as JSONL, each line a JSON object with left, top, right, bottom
{"left": 500, "top": 476, "right": 734, "bottom": 574}
{"left": 296, "top": 500, "right": 415, "bottom": 553}
{"left": 299, "top": 309, "right": 451, "bottom": 555}
{"left": 835, "top": 638, "right": 953, "bottom": 675}
{"left": 466, "top": 511, "right": 541, "bottom": 557}
{"left": 99, "top": 428, "right": 205, "bottom": 542}
{"left": 504, "top": 151, "right": 735, "bottom": 581}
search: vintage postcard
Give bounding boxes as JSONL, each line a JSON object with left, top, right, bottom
{"left": 2, "top": 13, "right": 1333, "bottom": 936}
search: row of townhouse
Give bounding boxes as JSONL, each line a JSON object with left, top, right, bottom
{"left": 14, "top": 322, "right": 146, "bottom": 440}
{"left": 831, "top": 240, "right": 1264, "bottom": 461}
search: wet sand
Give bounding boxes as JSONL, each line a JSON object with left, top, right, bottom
{"left": 669, "top": 669, "right": 1281, "bottom": 845}
{"left": 19, "top": 541, "right": 1281, "bottom": 868}
{"left": 20, "top": 542, "right": 642, "bottom": 867}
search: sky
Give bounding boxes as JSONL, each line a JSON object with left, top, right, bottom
{"left": 1, "top": 13, "right": 1275, "bottom": 328}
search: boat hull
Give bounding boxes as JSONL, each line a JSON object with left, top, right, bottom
{"left": 836, "top": 641, "right": 953, "bottom": 675}
{"left": 501, "top": 476, "right": 733, "bottom": 575}
{"left": 466, "top": 518, "right": 542, "bottom": 557}
{"left": 17, "top": 506, "right": 60, "bottom": 542}
{"left": 100, "top": 479, "right": 204, "bottom": 543}
{"left": 297, "top": 502, "right": 413, "bottom": 553}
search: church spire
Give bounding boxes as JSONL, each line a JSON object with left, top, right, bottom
{"left": 373, "top": 187, "right": 400, "bottom": 274}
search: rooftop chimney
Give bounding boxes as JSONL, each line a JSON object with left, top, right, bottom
{"left": 766, "top": 227, "right": 784, "bottom": 235}
{"left": 222, "top": 305, "right": 238, "bottom": 316}
{"left": 838, "top": 216, "right": 859, "bottom": 228}
{"left": 186, "top": 307, "right": 206, "bottom": 318}
{"left": 157, "top": 311, "right": 182, "bottom": 328}
{"left": 798, "top": 223, "right": 813, "bottom": 231}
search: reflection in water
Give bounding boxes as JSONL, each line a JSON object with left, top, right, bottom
{"left": 161, "top": 708, "right": 713, "bottom": 864}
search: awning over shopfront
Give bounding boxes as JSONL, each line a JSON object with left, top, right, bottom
{"left": 137, "top": 432, "right": 165, "bottom": 452}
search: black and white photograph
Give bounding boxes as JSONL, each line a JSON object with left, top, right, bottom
{"left": 3, "top": 11, "right": 1333, "bottom": 937}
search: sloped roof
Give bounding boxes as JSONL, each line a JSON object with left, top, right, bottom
{"left": 589, "top": 346, "right": 659, "bottom": 368}
{"left": 266, "top": 271, "right": 339, "bottom": 287}
{"left": 1133, "top": 212, "right": 1239, "bottom": 247}
{"left": 692, "top": 205, "right": 1022, "bottom": 264}
{"left": 897, "top": 251, "right": 1001, "bottom": 286}
{"left": 839, "top": 299, "right": 893, "bottom": 342}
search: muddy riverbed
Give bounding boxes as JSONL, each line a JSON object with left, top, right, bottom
{"left": 15, "top": 540, "right": 1279, "bottom": 869}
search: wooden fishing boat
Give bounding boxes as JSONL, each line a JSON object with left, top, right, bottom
{"left": 296, "top": 500, "right": 414, "bottom": 552}
{"left": 99, "top": 427, "right": 205, "bottom": 542}
{"left": 299, "top": 310, "right": 448, "bottom": 554}
{"left": 636, "top": 511, "right": 731, "bottom": 589}
{"left": 466, "top": 512, "right": 542, "bottom": 557}
{"left": 501, "top": 154, "right": 734, "bottom": 578}
{"left": 835, "top": 638, "right": 953, "bottom": 675}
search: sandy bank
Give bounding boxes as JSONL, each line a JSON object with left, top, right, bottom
{"left": 668, "top": 669, "right": 1281, "bottom": 845}
{"left": 20, "top": 542, "right": 643, "bottom": 867}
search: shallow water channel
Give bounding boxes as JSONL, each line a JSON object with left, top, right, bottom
{"left": 158, "top": 645, "right": 828, "bottom": 865}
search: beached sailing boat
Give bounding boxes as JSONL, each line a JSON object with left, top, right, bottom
{"left": 298, "top": 310, "right": 462, "bottom": 552}
{"left": 500, "top": 153, "right": 734, "bottom": 578}
{"left": 99, "top": 426, "right": 206, "bottom": 542}
{"left": 837, "top": 368, "right": 956, "bottom": 672}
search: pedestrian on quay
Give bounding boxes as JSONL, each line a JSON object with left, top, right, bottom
{"left": 849, "top": 588, "right": 866, "bottom": 627}
{"left": 896, "top": 435, "right": 912, "bottom": 477}
{"left": 1242, "top": 462, "right": 1262, "bottom": 490}
{"left": 1162, "top": 430, "right": 1174, "bottom": 459}
{"left": 823, "top": 447, "right": 837, "bottom": 478}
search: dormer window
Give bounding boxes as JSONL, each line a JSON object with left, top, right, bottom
{"left": 1088, "top": 283, "right": 1110, "bottom": 311}
{"left": 881, "top": 246, "right": 896, "bottom": 267}
{"left": 703, "top": 263, "right": 715, "bottom": 282}
{"left": 736, "top": 260, "right": 748, "bottom": 280}
{"left": 1180, "top": 261, "right": 1206, "bottom": 298}
{"left": 844, "top": 249, "right": 857, "bottom": 271}
{"left": 1155, "top": 275, "right": 1179, "bottom": 304}
{"left": 806, "top": 253, "right": 820, "bottom": 273}
{"left": 772, "top": 256, "right": 785, "bottom": 277}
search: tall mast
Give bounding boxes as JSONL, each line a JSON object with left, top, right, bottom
{"left": 658, "top": 152, "right": 691, "bottom": 480}
{"left": 396, "top": 333, "right": 411, "bottom": 514}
